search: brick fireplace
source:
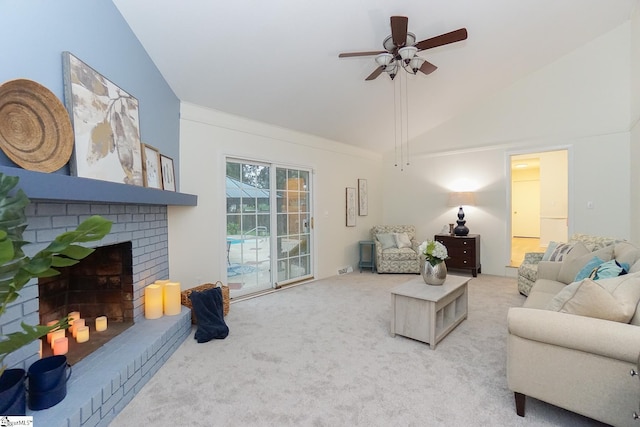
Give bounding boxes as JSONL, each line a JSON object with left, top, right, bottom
{"left": 0, "top": 197, "right": 192, "bottom": 426}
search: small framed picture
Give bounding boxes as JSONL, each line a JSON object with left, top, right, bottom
{"left": 160, "top": 154, "right": 176, "bottom": 191}
{"left": 141, "top": 144, "right": 162, "bottom": 189}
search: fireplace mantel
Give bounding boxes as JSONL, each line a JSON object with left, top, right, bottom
{"left": 0, "top": 166, "right": 197, "bottom": 206}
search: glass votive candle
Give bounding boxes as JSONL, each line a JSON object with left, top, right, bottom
{"left": 76, "top": 326, "right": 89, "bottom": 343}
{"left": 95, "top": 316, "right": 107, "bottom": 332}
{"left": 53, "top": 337, "right": 68, "bottom": 355}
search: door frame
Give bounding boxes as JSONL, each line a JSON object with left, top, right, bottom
{"left": 222, "top": 156, "right": 315, "bottom": 297}
{"left": 505, "top": 145, "right": 573, "bottom": 267}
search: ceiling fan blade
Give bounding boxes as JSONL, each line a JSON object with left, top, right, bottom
{"left": 339, "top": 51, "right": 386, "bottom": 58}
{"left": 415, "top": 28, "right": 468, "bottom": 51}
{"left": 419, "top": 60, "right": 438, "bottom": 75}
{"left": 365, "top": 66, "right": 384, "bottom": 81}
{"left": 391, "top": 16, "right": 409, "bottom": 47}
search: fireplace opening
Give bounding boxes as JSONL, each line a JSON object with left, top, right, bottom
{"left": 38, "top": 242, "right": 134, "bottom": 365}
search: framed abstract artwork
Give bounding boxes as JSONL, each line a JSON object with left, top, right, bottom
{"left": 160, "top": 154, "right": 176, "bottom": 191}
{"left": 62, "top": 51, "right": 143, "bottom": 186}
{"left": 346, "top": 187, "right": 356, "bottom": 227}
{"left": 141, "top": 144, "right": 162, "bottom": 189}
{"left": 358, "top": 178, "right": 368, "bottom": 216}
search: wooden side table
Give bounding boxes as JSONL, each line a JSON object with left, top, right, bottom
{"left": 435, "top": 234, "right": 481, "bottom": 277}
{"left": 358, "top": 240, "right": 375, "bottom": 273}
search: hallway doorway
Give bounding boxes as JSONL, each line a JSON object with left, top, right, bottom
{"left": 509, "top": 150, "right": 568, "bottom": 266}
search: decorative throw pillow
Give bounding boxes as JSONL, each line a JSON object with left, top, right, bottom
{"left": 589, "top": 259, "right": 628, "bottom": 280}
{"left": 546, "top": 242, "right": 576, "bottom": 262}
{"left": 557, "top": 243, "right": 611, "bottom": 284}
{"left": 394, "top": 232, "right": 412, "bottom": 249}
{"left": 546, "top": 272, "right": 640, "bottom": 323}
{"left": 541, "top": 241, "right": 560, "bottom": 261}
{"left": 376, "top": 233, "right": 397, "bottom": 250}
{"left": 574, "top": 256, "right": 605, "bottom": 282}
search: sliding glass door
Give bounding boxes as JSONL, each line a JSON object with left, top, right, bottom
{"left": 226, "top": 159, "right": 313, "bottom": 297}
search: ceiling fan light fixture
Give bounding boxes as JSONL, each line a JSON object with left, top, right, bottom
{"left": 409, "top": 56, "right": 426, "bottom": 74}
{"left": 385, "top": 62, "right": 398, "bottom": 80}
{"left": 398, "top": 46, "right": 417, "bottom": 63}
{"left": 383, "top": 32, "right": 416, "bottom": 52}
{"left": 375, "top": 53, "right": 394, "bottom": 68}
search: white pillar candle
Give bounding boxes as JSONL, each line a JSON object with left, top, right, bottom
{"left": 52, "top": 337, "right": 68, "bottom": 355}
{"left": 145, "top": 284, "right": 163, "bottom": 319}
{"left": 95, "top": 316, "right": 108, "bottom": 332}
{"left": 46, "top": 320, "right": 59, "bottom": 343}
{"left": 50, "top": 329, "right": 65, "bottom": 349}
{"left": 163, "top": 282, "right": 182, "bottom": 316}
{"left": 76, "top": 326, "right": 89, "bottom": 343}
{"left": 72, "top": 318, "right": 85, "bottom": 338}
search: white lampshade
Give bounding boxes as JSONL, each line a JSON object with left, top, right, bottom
{"left": 398, "top": 46, "right": 417, "bottom": 62}
{"left": 375, "top": 53, "right": 393, "bottom": 67}
{"left": 448, "top": 192, "right": 476, "bottom": 207}
{"left": 409, "top": 56, "right": 426, "bottom": 73}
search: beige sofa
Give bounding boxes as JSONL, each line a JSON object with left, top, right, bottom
{"left": 517, "top": 233, "right": 621, "bottom": 296}
{"left": 507, "top": 240, "right": 640, "bottom": 426}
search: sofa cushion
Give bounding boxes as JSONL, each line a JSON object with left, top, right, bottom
{"left": 557, "top": 243, "right": 613, "bottom": 284}
{"left": 394, "top": 232, "right": 412, "bottom": 249}
{"left": 546, "top": 272, "right": 640, "bottom": 323}
{"left": 613, "top": 241, "right": 640, "bottom": 267}
{"left": 523, "top": 279, "right": 566, "bottom": 309}
{"left": 381, "top": 247, "right": 418, "bottom": 261}
{"left": 376, "top": 233, "right": 397, "bottom": 250}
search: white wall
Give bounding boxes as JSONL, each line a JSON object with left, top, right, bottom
{"left": 382, "top": 22, "right": 633, "bottom": 275}
{"left": 631, "top": 4, "right": 640, "bottom": 243}
{"left": 168, "top": 103, "right": 383, "bottom": 289}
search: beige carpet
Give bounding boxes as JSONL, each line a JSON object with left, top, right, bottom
{"left": 109, "top": 273, "right": 606, "bottom": 426}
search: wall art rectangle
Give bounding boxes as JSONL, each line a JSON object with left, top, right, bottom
{"left": 358, "top": 178, "right": 368, "bottom": 216}
{"left": 346, "top": 187, "right": 356, "bottom": 227}
{"left": 63, "top": 51, "right": 143, "bottom": 185}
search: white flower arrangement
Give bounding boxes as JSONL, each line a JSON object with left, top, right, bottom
{"left": 419, "top": 239, "right": 448, "bottom": 266}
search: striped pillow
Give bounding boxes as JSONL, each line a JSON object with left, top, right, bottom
{"left": 547, "top": 242, "right": 576, "bottom": 262}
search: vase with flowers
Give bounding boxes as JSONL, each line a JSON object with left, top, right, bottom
{"left": 418, "top": 239, "right": 448, "bottom": 285}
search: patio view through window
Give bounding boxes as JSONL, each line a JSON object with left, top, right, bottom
{"left": 226, "top": 160, "right": 312, "bottom": 297}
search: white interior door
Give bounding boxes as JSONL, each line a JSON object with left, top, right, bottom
{"left": 512, "top": 180, "right": 540, "bottom": 238}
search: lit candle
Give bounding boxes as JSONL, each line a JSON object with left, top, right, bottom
{"left": 95, "top": 316, "right": 108, "bottom": 332}
{"left": 76, "top": 326, "right": 89, "bottom": 343}
{"left": 50, "top": 329, "right": 65, "bottom": 349}
{"left": 145, "top": 284, "right": 163, "bottom": 319}
{"left": 46, "top": 320, "right": 59, "bottom": 343}
{"left": 163, "top": 282, "right": 182, "bottom": 316}
{"left": 72, "top": 318, "right": 85, "bottom": 338}
{"left": 155, "top": 280, "right": 170, "bottom": 306}
{"left": 39, "top": 339, "right": 43, "bottom": 359}
{"left": 68, "top": 311, "right": 80, "bottom": 326}
{"left": 52, "top": 337, "right": 68, "bottom": 355}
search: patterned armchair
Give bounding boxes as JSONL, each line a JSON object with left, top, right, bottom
{"left": 371, "top": 225, "right": 421, "bottom": 274}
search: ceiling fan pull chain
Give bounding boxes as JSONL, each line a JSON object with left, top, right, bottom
{"left": 394, "top": 77, "right": 398, "bottom": 168}
{"left": 405, "top": 73, "right": 410, "bottom": 167}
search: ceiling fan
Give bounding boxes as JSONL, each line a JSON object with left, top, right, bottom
{"left": 338, "top": 16, "right": 468, "bottom": 81}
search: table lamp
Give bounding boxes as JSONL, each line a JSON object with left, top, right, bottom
{"left": 448, "top": 192, "right": 476, "bottom": 236}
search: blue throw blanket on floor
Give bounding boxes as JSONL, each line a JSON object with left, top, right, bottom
{"left": 189, "top": 287, "right": 229, "bottom": 342}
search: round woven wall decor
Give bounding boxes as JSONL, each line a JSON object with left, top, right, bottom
{"left": 0, "top": 78, "right": 74, "bottom": 172}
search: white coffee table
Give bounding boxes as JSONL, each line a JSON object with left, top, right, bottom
{"left": 390, "top": 274, "right": 470, "bottom": 349}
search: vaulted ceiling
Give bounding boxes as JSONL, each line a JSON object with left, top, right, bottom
{"left": 112, "top": 0, "right": 637, "bottom": 154}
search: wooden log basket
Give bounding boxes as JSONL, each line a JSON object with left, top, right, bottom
{"left": 181, "top": 281, "right": 230, "bottom": 324}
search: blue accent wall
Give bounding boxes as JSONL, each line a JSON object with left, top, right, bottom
{"left": 0, "top": 1, "right": 180, "bottom": 183}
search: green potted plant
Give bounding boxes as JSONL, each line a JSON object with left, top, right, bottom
{"left": 0, "top": 172, "right": 111, "bottom": 413}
